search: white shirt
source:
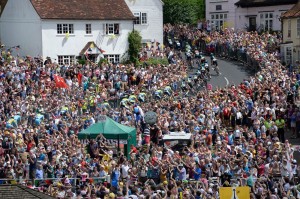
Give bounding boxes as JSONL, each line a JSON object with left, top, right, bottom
{"left": 121, "top": 164, "right": 130, "bottom": 178}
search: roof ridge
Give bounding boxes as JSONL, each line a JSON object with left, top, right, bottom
{"left": 30, "top": 0, "right": 135, "bottom": 20}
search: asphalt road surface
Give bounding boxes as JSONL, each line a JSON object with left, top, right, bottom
{"left": 188, "top": 56, "right": 255, "bottom": 90}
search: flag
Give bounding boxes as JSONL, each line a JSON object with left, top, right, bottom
{"left": 65, "top": 32, "right": 70, "bottom": 39}
{"left": 100, "top": 48, "right": 106, "bottom": 53}
{"left": 90, "top": 43, "right": 95, "bottom": 48}
{"left": 54, "top": 75, "right": 69, "bottom": 89}
{"left": 77, "top": 72, "right": 83, "bottom": 86}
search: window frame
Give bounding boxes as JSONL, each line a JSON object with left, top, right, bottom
{"left": 57, "top": 24, "right": 74, "bottom": 35}
{"left": 141, "top": 12, "right": 148, "bottom": 25}
{"left": 104, "top": 54, "right": 120, "bottom": 64}
{"left": 134, "top": 12, "right": 141, "bottom": 25}
{"left": 85, "top": 24, "right": 92, "bottom": 34}
{"left": 210, "top": 13, "right": 227, "bottom": 30}
{"left": 133, "top": 12, "right": 148, "bottom": 25}
{"left": 260, "top": 12, "right": 273, "bottom": 31}
{"left": 105, "top": 23, "right": 120, "bottom": 35}
{"left": 58, "top": 55, "right": 75, "bottom": 66}
{"left": 288, "top": 19, "right": 291, "bottom": 38}
{"left": 216, "top": 5, "right": 222, "bottom": 11}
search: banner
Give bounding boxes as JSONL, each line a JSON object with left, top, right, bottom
{"left": 219, "top": 187, "right": 250, "bottom": 199}
{"left": 54, "top": 75, "right": 69, "bottom": 89}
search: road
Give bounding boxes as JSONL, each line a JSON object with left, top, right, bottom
{"left": 188, "top": 56, "right": 255, "bottom": 90}
{"left": 188, "top": 56, "right": 300, "bottom": 163}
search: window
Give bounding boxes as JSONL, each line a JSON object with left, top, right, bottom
{"left": 216, "top": 5, "right": 222, "bottom": 10}
{"left": 285, "top": 47, "right": 292, "bottom": 65}
{"left": 297, "top": 18, "right": 300, "bottom": 37}
{"left": 86, "top": 24, "right": 92, "bottom": 34}
{"left": 288, "top": 19, "right": 291, "bottom": 38}
{"left": 57, "top": 24, "right": 74, "bottom": 34}
{"left": 211, "top": 13, "right": 227, "bottom": 30}
{"left": 260, "top": 12, "right": 273, "bottom": 31}
{"left": 58, "top": 55, "right": 75, "bottom": 65}
{"left": 133, "top": 12, "right": 148, "bottom": 25}
{"left": 134, "top": 12, "right": 141, "bottom": 24}
{"left": 105, "top": 23, "right": 119, "bottom": 35}
{"left": 141, "top": 13, "right": 147, "bottom": 24}
{"left": 104, "top": 55, "right": 120, "bottom": 64}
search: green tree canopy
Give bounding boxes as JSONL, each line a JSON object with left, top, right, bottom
{"left": 163, "top": 0, "right": 205, "bottom": 25}
{"left": 128, "top": 30, "right": 142, "bottom": 66}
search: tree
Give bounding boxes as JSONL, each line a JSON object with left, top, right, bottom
{"left": 128, "top": 30, "right": 142, "bottom": 66}
{"left": 163, "top": 0, "right": 205, "bottom": 25}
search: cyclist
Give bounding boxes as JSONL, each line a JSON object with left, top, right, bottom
{"left": 164, "top": 85, "right": 172, "bottom": 96}
{"left": 138, "top": 92, "right": 147, "bottom": 102}
{"left": 120, "top": 98, "right": 129, "bottom": 109}
{"left": 128, "top": 94, "right": 137, "bottom": 104}
{"left": 154, "top": 89, "right": 163, "bottom": 100}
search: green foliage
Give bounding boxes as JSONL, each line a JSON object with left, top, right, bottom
{"left": 163, "top": 0, "right": 205, "bottom": 25}
{"left": 128, "top": 30, "right": 142, "bottom": 66}
{"left": 140, "top": 57, "right": 169, "bottom": 66}
{"left": 98, "top": 58, "right": 108, "bottom": 66}
{"left": 78, "top": 58, "right": 86, "bottom": 65}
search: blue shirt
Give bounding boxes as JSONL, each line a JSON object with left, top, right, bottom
{"left": 194, "top": 168, "right": 202, "bottom": 180}
{"left": 35, "top": 169, "right": 43, "bottom": 179}
{"left": 178, "top": 167, "right": 186, "bottom": 180}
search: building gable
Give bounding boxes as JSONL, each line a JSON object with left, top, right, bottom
{"left": 30, "top": 0, "right": 135, "bottom": 20}
{"left": 0, "top": 0, "right": 8, "bottom": 17}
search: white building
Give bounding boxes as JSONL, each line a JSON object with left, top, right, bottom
{"left": 235, "top": 0, "right": 297, "bottom": 32}
{"left": 0, "top": 0, "right": 135, "bottom": 64}
{"left": 125, "top": 0, "right": 164, "bottom": 45}
{"left": 205, "top": 0, "right": 297, "bottom": 32}
{"left": 205, "top": 0, "right": 237, "bottom": 31}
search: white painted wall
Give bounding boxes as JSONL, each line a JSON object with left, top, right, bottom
{"left": 41, "top": 20, "right": 133, "bottom": 61}
{"left": 0, "top": 0, "right": 42, "bottom": 57}
{"left": 125, "top": 0, "right": 163, "bottom": 44}
{"left": 205, "top": 0, "right": 237, "bottom": 30}
{"left": 206, "top": 0, "right": 294, "bottom": 31}
{"left": 236, "top": 4, "right": 294, "bottom": 31}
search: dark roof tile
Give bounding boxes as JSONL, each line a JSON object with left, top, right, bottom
{"left": 30, "top": 0, "right": 135, "bottom": 20}
{"left": 235, "top": 0, "right": 298, "bottom": 8}
{"left": 281, "top": 1, "right": 300, "bottom": 18}
{"left": 0, "top": 0, "right": 8, "bottom": 17}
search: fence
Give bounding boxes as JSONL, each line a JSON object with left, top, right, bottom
{"left": 0, "top": 176, "right": 109, "bottom": 187}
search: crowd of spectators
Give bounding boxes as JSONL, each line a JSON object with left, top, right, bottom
{"left": 0, "top": 24, "right": 300, "bottom": 199}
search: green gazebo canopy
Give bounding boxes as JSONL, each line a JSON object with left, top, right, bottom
{"left": 78, "top": 116, "right": 136, "bottom": 141}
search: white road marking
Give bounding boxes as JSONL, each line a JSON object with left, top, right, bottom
{"left": 224, "top": 77, "right": 229, "bottom": 86}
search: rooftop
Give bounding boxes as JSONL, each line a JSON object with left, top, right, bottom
{"left": 235, "top": 0, "right": 298, "bottom": 8}
{"left": 30, "top": 0, "right": 135, "bottom": 20}
{"left": 281, "top": 0, "right": 300, "bottom": 18}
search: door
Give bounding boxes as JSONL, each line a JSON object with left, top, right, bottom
{"left": 249, "top": 17, "right": 256, "bottom": 32}
{"left": 88, "top": 54, "right": 99, "bottom": 63}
